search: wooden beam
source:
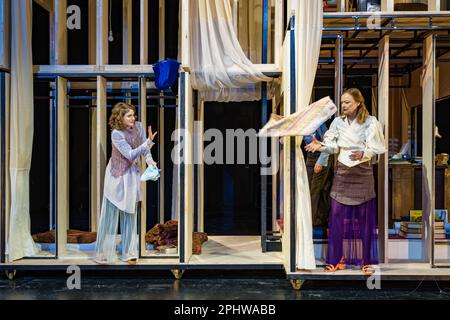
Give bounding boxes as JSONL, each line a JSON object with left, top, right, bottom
{"left": 95, "top": 76, "right": 107, "bottom": 230}
{"left": 96, "top": 0, "right": 108, "bottom": 65}
{"left": 377, "top": 36, "right": 389, "bottom": 264}
{"left": 158, "top": 0, "right": 165, "bottom": 224}
{"left": 56, "top": 76, "right": 68, "bottom": 256}
{"left": 123, "top": 0, "right": 132, "bottom": 65}
{"left": 138, "top": 77, "right": 147, "bottom": 256}
{"left": 337, "top": 0, "right": 346, "bottom": 12}
{"left": 197, "top": 99, "right": 204, "bottom": 232}
{"left": 422, "top": 34, "right": 436, "bottom": 265}
{"left": 50, "top": 0, "right": 68, "bottom": 65}
{"left": 89, "top": 91, "right": 97, "bottom": 232}
{"left": 274, "top": 0, "right": 283, "bottom": 68}
{"left": 88, "top": 0, "right": 96, "bottom": 64}
{"left": 140, "top": 0, "right": 148, "bottom": 65}
{"left": 428, "top": 0, "right": 441, "bottom": 11}
{"left": 34, "top": 64, "right": 155, "bottom": 75}
{"left": 0, "top": 0, "right": 10, "bottom": 70}
{"left": 34, "top": 0, "right": 53, "bottom": 12}
{"left": 181, "top": 0, "right": 189, "bottom": 66}
{"left": 381, "top": 0, "right": 394, "bottom": 12}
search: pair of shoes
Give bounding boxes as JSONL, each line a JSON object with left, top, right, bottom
{"left": 93, "top": 259, "right": 109, "bottom": 265}
{"left": 361, "top": 265, "right": 376, "bottom": 275}
{"left": 324, "top": 257, "right": 345, "bottom": 273}
{"left": 120, "top": 256, "right": 138, "bottom": 265}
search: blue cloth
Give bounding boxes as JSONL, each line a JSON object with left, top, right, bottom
{"left": 305, "top": 123, "right": 330, "bottom": 167}
{"left": 153, "top": 58, "right": 181, "bottom": 91}
{"left": 141, "top": 164, "right": 161, "bottom": 182}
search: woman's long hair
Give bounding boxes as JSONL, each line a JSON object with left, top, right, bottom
{"left": 343, "top": 88, "right": 370, "bottom": 124}
{"left": 109, "top": 102, "right": 137, "bottom": 130}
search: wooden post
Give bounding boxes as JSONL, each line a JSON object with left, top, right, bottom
{"left": 181, "top": 0, "right": 189, "bottom": 66}
{"left": 95, "top": 76, "right": 107, "bottom": 229}
{"left": 90, "top": 93, "right": 98, "bottom": 232}
{"left": 139, "top": 77, "right": 147, "bottom": 256}
{"left": 140, "top": 0, "right": 148, "bottom": 65}
{"left": 378, "top": 36, "right": 389, "bottom": 264}
{"left": 381, "top": 0, "right": 394, "bottom": 12}
{"left": 428, "top": 0, "right": 440, "bottom": 11}
{"left": 0, "top": 0, "right": 10, "bottom": 70}
{"left": 337, "top": 0, "right": 346, "bottom": 12}
{"left": 123, "top": 0, "right": 132, "bottom": 65}
{"left": 88, "top": 0, "right": 96, "bottom": 64}
{"left": 50, "top": 0, "right": 68, "bottom": 65}
{"left": 158, "top": 0, "right": 165, "bottom": 224}
{"left": 56, "top": 77, "right": 69, "bottom": 256}
{"left": 96, "top": 0, "right": 108, "bottom": 65}
{"left": 197, "top": 99, "right": 204, "bottom": 232}
{"left": 422, "top": 35, "right": 436, "bottom": 265}
{"left": 274, "top": 0, "right": 283, "bottom": 69}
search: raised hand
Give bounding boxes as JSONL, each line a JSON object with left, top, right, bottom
{"left": 148, "top": 126, "right": 158, "bottom": 142}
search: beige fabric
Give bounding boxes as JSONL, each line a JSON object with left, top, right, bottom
{"left": 8, "top": 0, "right": 39, "bottom": 261}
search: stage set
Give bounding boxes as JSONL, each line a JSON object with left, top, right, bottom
{"left": 0, "top": 0, "right": 450, "bottom": 290}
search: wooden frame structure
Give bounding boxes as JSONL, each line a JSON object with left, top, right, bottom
{"left": 0, "top": 0, "right": 450, "bottom": 289}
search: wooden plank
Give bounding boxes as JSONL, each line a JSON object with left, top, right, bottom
{"left": 88, "top": 0, "right": 96, "bottom": 64}
{"left": 4, "top": 73, "right": 10, "bottom": 260}
{"left": 95, "top": 76, "right": 107, "bottom": 232}
{"left": 50, "top": 0, "right": 68, "bottom": 65}
{"left": 381, "top": 0, "right": 394, "bottom": 12}
{"left": 337, "top": 0, "right": 346, "bottom": 12}
{"left": 34, "top": 64, "right": 155, "bottom": 75}
{"left": 335, "top": 36, "right": 343, "bottom": 116}
{"left": 140, "top": 0, "right": 148, "bottom": 65}
{"left": 122, "top": 0, "right": 132, "bottom": 65}
{"left": 158, "top": 0, "right": 165, "bottom": 224}
{"left": 89, "top": 94, "right": 97, "bottom": 232}
{"left": 422, "top": 35, "right": 436, "bottom": 265}
{"left": 139, "top": 77, "right": 147, "bottom": 256}
{"left": 180, "top": 72, "right": 194, "bottom": 262}
{"left": 274, "top": 0, "right": 283, "bottom": 68}
{"left": 56, "top": 77, "right": 68, "bottom": 256}
{"left": 34, "top": 0, "right": 53, "bottom": 12}
{"left": 197, "top": 99, "right": 204, "bottom": 232}
{"left": 0, "top": 0, "right": 10, "bottom": 70}
{"left": 378, "top": 36, "right": 389, "bottom": 263}
{"left": 281, "top": 33, "right": 292, "bottom": 272}
{"left": 96, "top": 0, "right": 108, "bottom": 65}
{"left": 181, "top": 0, "right": 189, "bottom": 66}
{"left": 428, "top": 0, "right": 441, "bottom": 11}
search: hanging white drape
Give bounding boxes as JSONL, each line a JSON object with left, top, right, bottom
{"left": 8, "top": 0, "right": 39, "bottom": 261}
{"left": 293, "top": 0, "right": 323, "bottom": 270}
{"left": 189, "top": 0, "right": 272, "bottom": 102}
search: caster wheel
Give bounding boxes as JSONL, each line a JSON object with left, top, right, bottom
{"left": 171, "top": 269, "right": 185, "bottom": 280}
{"left": 5, "top": 270, "right": 16, "bottom": 280}
{"left": 290, "top": 279, "right": 304, "bottom": 290}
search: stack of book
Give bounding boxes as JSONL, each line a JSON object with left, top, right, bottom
{"left": 435, "top": 221, "right": 446, "bottom": 240}
{"left": 398, "top": 221, "right": 447, "bottom": 239}
{"left": 399, "top": 222, "right": 422, "bottom": 239}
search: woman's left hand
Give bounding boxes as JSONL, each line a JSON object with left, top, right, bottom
{"left": 349, "top": 151, "right": 364, "bottom": 161}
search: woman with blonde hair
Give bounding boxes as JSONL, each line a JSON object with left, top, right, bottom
{"left": 94, "top": 102, "right": 157, "bottom": 264}
{"left": 305, "top": 88, "right": 386, "bottom": 274}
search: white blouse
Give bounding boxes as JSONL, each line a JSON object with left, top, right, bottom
{"left": 319, "top": 115, "right": 386, "bottom": 167}
{"left": 103, "top": 122, "right": 156, "bottom": 214}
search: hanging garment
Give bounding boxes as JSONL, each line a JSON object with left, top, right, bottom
{"left": 189, "top": 0, "right": 272, "bottom": 102}
{"left": 153, "top": 59, "right": 181, "bottom": 91}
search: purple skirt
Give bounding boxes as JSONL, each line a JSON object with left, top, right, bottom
{"left": 326, "top": 198, "right": 378, "bottom": 266}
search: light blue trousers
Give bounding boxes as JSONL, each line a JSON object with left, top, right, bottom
{"left": 94, "top": 197, "right": 138, "bottom": 263}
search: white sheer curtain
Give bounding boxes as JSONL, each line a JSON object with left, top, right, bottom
{"left": 8, "top": 0, "right": 39, "bottom": 261}
{"left": 189, "top": 0, "right": 272, "bottom": 102}
{"left": 293, "top": 0, "right": 323, "bottom": 270}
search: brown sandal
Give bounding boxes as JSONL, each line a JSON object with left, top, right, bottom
{"left": 361, "top": 265, "right": 376, "bottom": 275}
{"left": 324, "top": 257, "right": 345, "bottom": 272}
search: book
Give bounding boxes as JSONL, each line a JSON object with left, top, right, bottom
{"left": 400, "top": 226, "right": 422, "bottom": 234}
{"left": 399, "top": 230, "right": 422, "bottom": 239}
{"left": 400, "top": 221, "right": 422, "bottom": 229}
{"left": 409, "top": 210, "right": 448, "bottom": 223}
